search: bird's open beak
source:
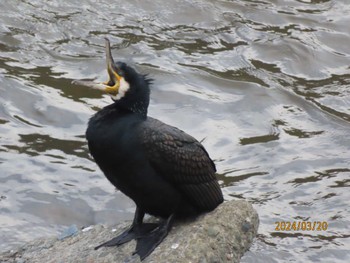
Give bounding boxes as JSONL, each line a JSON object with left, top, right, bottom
{"left": 72, "top": 38, "right": 121, "bottom": 96}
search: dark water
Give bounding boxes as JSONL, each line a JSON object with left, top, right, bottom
{"left": 1, "top": 0, "right": 349, "bottom": 262}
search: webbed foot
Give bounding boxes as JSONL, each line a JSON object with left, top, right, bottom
{"left": 95, "top": 223, "right": 159, "bottom": 250}
{"left": 133, "top": 214, "right": 174, "bottom": 260}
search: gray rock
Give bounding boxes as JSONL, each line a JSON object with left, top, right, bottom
{"left": 57, "top": 224, "right": 79, "bottom": 241}
{"left": 0, "top": 200, "right": 259, "bottom": 263}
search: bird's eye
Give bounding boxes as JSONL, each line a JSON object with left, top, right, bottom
{"left": 117, "top": 70, "right": 124, "bottom": 77}
{"left": 115, "top": 62, "right": 127, "bottom": 77}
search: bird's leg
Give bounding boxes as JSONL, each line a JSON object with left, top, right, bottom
{"left": 133, "top": 213, "right": 175, "bottom": 260}
{"left": 95, "top": 206, "right": 158, "bottom": 250}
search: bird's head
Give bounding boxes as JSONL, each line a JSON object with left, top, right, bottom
{"left": 73, "top": 38, "right": 151, "bottom": 114}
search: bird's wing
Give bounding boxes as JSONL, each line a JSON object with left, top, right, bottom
{"left": 139, "top": 117, "right": 223, "bottom": 210}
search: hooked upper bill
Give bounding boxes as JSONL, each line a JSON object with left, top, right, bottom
{"left": 72, "top": 38, "right": 122, "bottom": 96}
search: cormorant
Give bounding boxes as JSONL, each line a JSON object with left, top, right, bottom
{"left": 73, "top": 38, "right": 223, "bottom": 260}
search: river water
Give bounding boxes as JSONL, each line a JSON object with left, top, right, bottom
{"left": 0, "top": 0, "right": 349, "bottom": 262}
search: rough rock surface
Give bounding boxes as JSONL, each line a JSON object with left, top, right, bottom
{"left": 0, "top": 200, "right": 259, "bottom": 263}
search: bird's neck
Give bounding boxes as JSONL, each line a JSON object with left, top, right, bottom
{"left": 114, "top": 98, "right": 149, "bottom": 117}
{"left": 113, "top": 77, "right": 151, "bottom": 117}
{"left": 126, "top": 101, "right": 148, "bottom": 116}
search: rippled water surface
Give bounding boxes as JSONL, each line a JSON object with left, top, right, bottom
{"left": 1, "top": 0, "right": 349, "bottom": 262}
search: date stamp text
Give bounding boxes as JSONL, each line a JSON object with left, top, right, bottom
{"left": 275, "top": 221, "right": 328, "bottom": 231}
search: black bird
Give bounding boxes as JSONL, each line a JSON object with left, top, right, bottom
{"left": 73, "top": 38, "right": 223, "bottom": 260}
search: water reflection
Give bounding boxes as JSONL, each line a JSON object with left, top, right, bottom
{"left": 13, "top": 133, "right": 90, "bottom": 159}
